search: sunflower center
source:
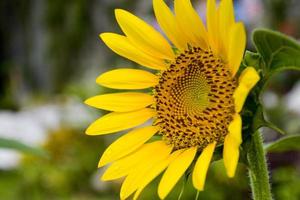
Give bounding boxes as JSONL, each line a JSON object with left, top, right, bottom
{"left": 154, "top": 47, "right": 237, "bottom": 150}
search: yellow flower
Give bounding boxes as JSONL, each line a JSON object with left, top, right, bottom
{"left": 85, "top": 0, "right": 260, "bottom": 199}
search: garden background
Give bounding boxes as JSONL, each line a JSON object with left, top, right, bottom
{"left": 0, "top": 0, "right": 300, "bottom": 199}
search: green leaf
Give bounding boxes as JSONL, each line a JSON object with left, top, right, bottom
{"left": 269, "top": 47, "right": 300, "bottom": 72}
{"left": 251, "top": 29, "right": 300, "bottom": 95}
{"left": 0, "top": 137, "right": 48, "bottom": 157}
{"left": 264, "top": 135, "right": 300, "bottom": 153}
{"left": 252, "top": 29, "right": 300, "bottom": 68}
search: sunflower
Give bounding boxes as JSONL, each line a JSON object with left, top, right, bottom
{"left": 85, "top": 0, "right": 260, "bottom": 199}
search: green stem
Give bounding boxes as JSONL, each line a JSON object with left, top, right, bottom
{"left": 177, "top": 179, "right": 185, "bottom": 200}
{"left": 246, "top": 131, "right": 272, "bottom": 200}
{"left": 195, "top": 190, "right": 200, "bottom": 200}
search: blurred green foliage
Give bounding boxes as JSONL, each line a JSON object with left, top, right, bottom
{"left": 272, "top": 166, "right": 300, "bottom": 200}
{"left": 45, "top": 0, "right": 90, "bottom": 92}
{"left": 0, "top": 129, "right": 117, "bottom": 200}
{"left": 0, "top": 137, "right": 48, "bottom": 157}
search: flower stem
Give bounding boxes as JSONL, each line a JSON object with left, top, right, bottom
{"left": 177, "top": 179, "right": 185, "bottom": 200}
{"left": 246, "top": 131, "right": 272, "bottom": 200}
{"left": 195, "top": 190, "right": 200, "bottom": 200}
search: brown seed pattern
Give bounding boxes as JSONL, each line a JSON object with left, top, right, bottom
{"left": 153, "top": 47, "right": 237, "bottom": 150}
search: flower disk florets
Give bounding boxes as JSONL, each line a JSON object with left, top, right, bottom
{"left": 154, "top": 47, "right": 237, "bottom": 150}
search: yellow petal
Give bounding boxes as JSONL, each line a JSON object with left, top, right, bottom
{"left": 228, "top": 22, "right": 246, "bottom": 76}
{"left": 228, "top": 113, "right": 242, "bottom": 144}
{"left": 174, "top": 0, "right": 208, "bottom": 49}
{"left": 233, "top": 67, "right": 260, "bottom": 112}
{"left": 133, "top": 150, "right": 183, "bottom": 200}
{"left": 86, "top": 108, "right": 155, "bottom": 135}
{"left": 223, "top": 113, "right": 242, "bottom": 177}
{"left": 115, "top": 9, "right": 174, "bottom": 60}
{"left": 218, "top": 0, "right": 235, "bottom": 57}
{"left": 120, "top": 142, "right": 172, "bottom": 200}
{"left": 158, "top": 147, "right": 197, "bottom": 199}
{"left": 206, "top": 0, "right": 220, "bottom": 55}
{"left": 101, "top": 141, "right": 165, "bottom": 181}
{"left": 96, "top": 68, "right": 158, "bottom": 90}
{"left": 98, "top": 126, "right": 159, "bottom": 167}
{"left": 192, "top": 142, "right": 216, "bottom": 191}
{"left": 85, "top": 92, "right": 154, "bottom": 112}
{"left": 223, "top": 135, "right": 240, "bottom": 178}
{"left": 100, "top": 33, "right": 166, "bottom": 70}
{"left": 153, "top": 0, "right": 187, "bottom": 50}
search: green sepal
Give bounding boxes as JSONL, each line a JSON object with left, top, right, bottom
{"left": 148, "top": 135, "right": 163, "bottom": 143}
{"left": 0, "top": 137, "right": 48, "bottom": 158}
{"left": 242, "top": 50, "right": 262, "bottom": 71}
{"left": 252, "top": 105, "right": 286, "bottom": 135}
{"left": 264, "top": 135, "right": 300, "bottom": 153}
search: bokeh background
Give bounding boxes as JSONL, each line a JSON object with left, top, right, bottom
{"left": 0, "top": 0, "right": 300, "bottom": 199}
